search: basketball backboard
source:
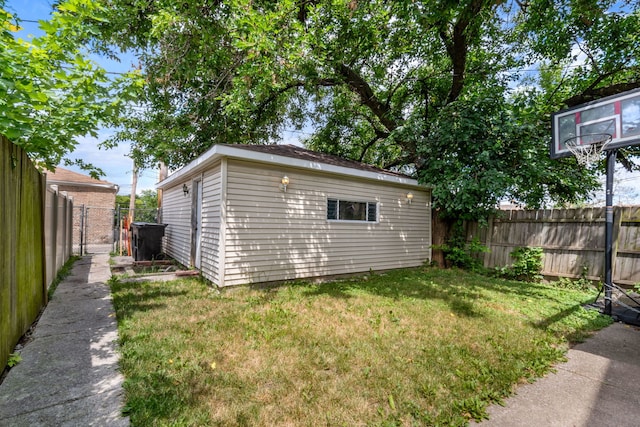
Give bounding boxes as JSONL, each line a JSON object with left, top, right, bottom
{"left": 551, "top": 88, "right": 640, "bottom": 159}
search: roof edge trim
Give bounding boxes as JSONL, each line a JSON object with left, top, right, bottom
{"left": 157, "top": 145, "right": 427, "bottom": 189}
{"left": 47, "top": 180, "right": 118, "bottom": 190}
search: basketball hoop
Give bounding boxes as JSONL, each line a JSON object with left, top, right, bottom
{"left": 564, "top": 133, "right": 613, "bottom": 166}
{"left": 552, "top": 89, "right": 640, "bottom": 318}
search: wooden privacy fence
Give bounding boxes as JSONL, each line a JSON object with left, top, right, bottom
{"left": 45, "top": 185, "right": 73, "bottom": 287}
{"left": 1, "top": 135, "right": 46, "bottom": 371}
{"left": 464, "top": 207, "right": 640, "bottom": 285}
{"left": 0, "top": 135, "right": 73, "bottom": 372}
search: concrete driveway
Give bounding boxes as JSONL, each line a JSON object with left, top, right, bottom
{"left": 474, "top": 322, "right": 640, "bottom": 426}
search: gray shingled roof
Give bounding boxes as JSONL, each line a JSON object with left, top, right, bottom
{"left": 230, "top": 144, "right": 410, "bottom": 178}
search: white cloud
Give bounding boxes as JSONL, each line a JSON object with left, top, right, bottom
{"left": 589, "top": 167, "right": 640, "bottom": 206}
{"left": 61, "top": 133, "right": 158, "bottom": 195}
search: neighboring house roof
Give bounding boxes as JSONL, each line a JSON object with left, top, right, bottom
{"left": 46, "top": 167, "right": 119, "bottom": 191}
{"left": 158, "top": 144, "right": 426, "bottom": 189}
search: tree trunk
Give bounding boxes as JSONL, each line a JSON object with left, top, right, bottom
{"left": 431, "top": 209, "right": 455, "bottom": 268}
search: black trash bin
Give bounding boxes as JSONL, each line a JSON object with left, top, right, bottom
{"left": 130, "top": 222, "right": 168, "bottom": 261}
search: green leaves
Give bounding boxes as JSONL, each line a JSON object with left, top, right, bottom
{"left": 7, "top": 352, "right": 21, "bottom": 368}
{"left": 519, "top": 0, "right": 640, "bottom": 107}
{"left": 0, "top": 0, "right": 132, "bottom": 170}
{"left": 86, "top": 0, "right": 638, "bottom": 217}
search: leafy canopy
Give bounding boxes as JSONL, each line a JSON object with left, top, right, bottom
{"left": 0, "top": 0, "right": 142, "bottom": 172}
{"left": 116, "top": 189, "right": 158, "bottom": 222}
{"left": 96, "top": 0, "right": 639, "bottom": 219}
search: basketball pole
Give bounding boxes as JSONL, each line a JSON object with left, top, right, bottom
{"left": 604, "top": 148, "right": 617, "bottom": 316}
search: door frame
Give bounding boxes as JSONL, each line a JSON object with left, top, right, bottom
{"left": 190, "top": 177, "right": 203, "bottom": 269}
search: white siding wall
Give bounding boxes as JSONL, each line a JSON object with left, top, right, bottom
{"left": 161, "top": 183, "right": 192, "bottom": 266}
{"left": 199, "top": 162, "right": 222, "bottom": 284}
{"left": 222, "top": 159, "right": 431, "bottom": 286}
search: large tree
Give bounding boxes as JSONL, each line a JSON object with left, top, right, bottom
{"left": 98, "top": 0, "right": 639, "bottom": 219}
{"left": 0, "top": 0, "right": 140, "bottom": 172}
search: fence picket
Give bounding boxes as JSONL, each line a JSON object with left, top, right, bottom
{"left": 446, "top": 207, "right": 640, "bottom": 285}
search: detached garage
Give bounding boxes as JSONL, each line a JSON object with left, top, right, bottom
{"left": 157, "top": 144, "right": 431, "bottom": 287}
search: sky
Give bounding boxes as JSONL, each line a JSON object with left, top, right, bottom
{"left": 5, "top": 0, "right": 170, "bottom": 194}
{"left": 5, "top": 0, "right": 640, "bottom": 204}
{"left": 5, "top": 0, "right": 310, "bottom": 195}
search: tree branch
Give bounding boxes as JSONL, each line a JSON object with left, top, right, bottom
{"left": 384, "top": 70, "right": 415, "bottom": 110}
{"left": 254, "top": 77, "right": 338, "bottom": 121}
{"left": 439, "top": 0, "right": 486, "bottom": 104}
{"left": 354, "top": 111, "right": 391, "bottom": 139}
{"left": 357, "top": 135, "right": 382, "bottom": 162}
{"left": 616, "top": 150, "right": 639, "bottom": 172}
{"left": 563, "top": 82, "right": 640, "bottom": 107}
{"left": 296, "top": 0, "right": 319, "bottom": 23}
{"left": 337, "top": 63, "right": 399, "bottom": 132}
{"left": 575, "top": 39, "right": 600, "bottom": 76}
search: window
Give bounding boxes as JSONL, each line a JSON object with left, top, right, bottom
{"left": 327, "top": 198, "right": 377, "bottom": 222}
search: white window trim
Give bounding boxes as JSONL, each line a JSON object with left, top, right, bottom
{"left": 327, "top": 198, "right": 379, "bottom": 223}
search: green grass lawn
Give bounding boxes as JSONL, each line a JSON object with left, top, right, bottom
{"left": 110, "top": 267, "right": 611, "bottom": 426}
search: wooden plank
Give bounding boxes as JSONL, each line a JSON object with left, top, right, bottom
{"left": 471, "top": 206, "right": 640, "bottom": 283}
{"left": 40, "top": 172, "right": 48, "bottom": 304}
{"left": 488, "top": 242, "right": 602, "bottom": 252}
{"left": 492, "top": 217, "right": 605, "bottom": 224}
{"left": 0, "top": 135, "right": 13, "bottom": 370}
{"left": 615, "top": 254, "right": 640, "bottom": 284}
{"left": 483, "top": 216, "right": 494, "bottom": 268}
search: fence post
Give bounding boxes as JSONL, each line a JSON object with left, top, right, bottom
{"left": 612, "top": 206, "right": 623, "bottom": 284}
{"left": 61, "top": 192, "right": 67, "bottom": 267}
{"left": 483, "top": 215, "right": 494, "bottom": 268}
{"left": 84, "top": 207, "right": 90, "bottom": 255}
{"left": 79, "top": 204, "right": 85, "bottom": 256}
{"left": 40, "top": 173, "right": 48, "bottom": 303}
{"left": 50, "top": 187, "right": 59, "bottom": 285}
{"left": 67, "top": 198, "right": 73, "bottom": 259}
{"left": 115, "top": 207, "right": 120, "bottom": 254}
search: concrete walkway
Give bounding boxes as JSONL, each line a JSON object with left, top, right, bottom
{"left": 0, "top": 255, "right": 128, "bottom": 426}
{"left": 475, "top": 322, "right": 640, "bottom": 426}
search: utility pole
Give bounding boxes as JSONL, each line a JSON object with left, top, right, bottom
{"left": 123, "top": 163, "right": 138, "bottom": 257}
{"left": 157, "top": 162, "right": 167, "bottom": 223}
{"left": 158, "top": 163, "right": 168, "bottom": 207}
{"left": 129, "top": 163, "right": 138, "bottom": 222}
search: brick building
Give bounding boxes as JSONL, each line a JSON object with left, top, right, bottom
{"left": 46, "top": 167, "right": 119, "bottom": 252}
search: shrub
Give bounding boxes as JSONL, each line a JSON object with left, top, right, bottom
{"left": 553, "top": 264, "right": 595, "bottom": 291}
{"left": 495, "top": 247, "right": 544, "bottom": 282}
{"left": 436, "top": 236, "right": 489, "bottom": 271}
{"left": 555, "top": 277, "right": 594, "bottom": 291}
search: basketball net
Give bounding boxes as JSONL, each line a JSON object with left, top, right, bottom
{"left": 564, "top": 133, "right": 613, "bottom": 166}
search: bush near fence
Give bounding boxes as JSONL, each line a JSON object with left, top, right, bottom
{"left": 437, "top": 207, "right": 640, "bottom": 286}
{"left": 1, "top": 135, "right": 73, "bottom": 372}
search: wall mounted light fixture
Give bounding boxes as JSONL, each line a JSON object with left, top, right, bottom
{"left": 183, "top": 183, "right": 190, "bottom": 196}
{"left": 406, "top": 192, "right": 414, "bottom": 205}
{"left": 280, "top": 175, "right": 290, "bottom": 192}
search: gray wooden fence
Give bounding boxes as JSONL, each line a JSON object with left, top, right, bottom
{"left": 45, "top": 185, "right": 74, "bottom": 287}
{"left": 465, "top": 207, "right": 640, "bottom": 285}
